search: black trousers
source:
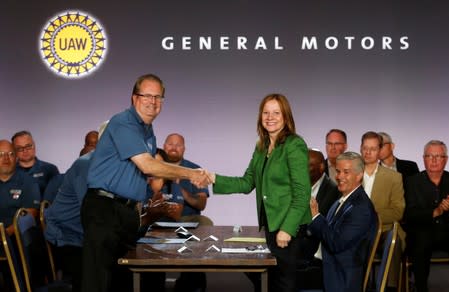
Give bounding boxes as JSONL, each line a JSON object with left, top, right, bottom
{"left": 51, "top": 244, "right": 83, "bottom": 292}
{"left": 80, "top": 189, "right": 139, "bottom": 292}
{"left": 407, "top": 230, "right": 449, "bottom": 292}
{"left": 248, "top": 227, "right": 302, "bottom": 292}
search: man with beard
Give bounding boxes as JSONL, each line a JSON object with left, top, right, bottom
{"left": 163, "top": 133, "right": 211, "bottom": 292}
{"left": 163, "top": 133, "right": 212, "bottom": 226}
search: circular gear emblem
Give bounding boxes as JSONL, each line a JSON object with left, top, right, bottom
{"left": 40, "top": 11, "right": 107, "bottom": 78}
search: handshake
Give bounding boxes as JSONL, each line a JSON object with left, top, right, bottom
{"left": 190, "top": 169, "right": 215, "bottom": 188}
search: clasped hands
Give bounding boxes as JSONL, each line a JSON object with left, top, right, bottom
{"left": 190, "top": 169, "right": 215, "bottom": 188}
{"left": 140, "top": 196, "right": 183, "bottom": 226}
{"left": 434, "top": 194, "right": 449, "bottom": 217}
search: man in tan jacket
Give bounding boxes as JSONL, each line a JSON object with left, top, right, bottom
{"left": 360, "top": 131, "right": 405, "bottom": 289}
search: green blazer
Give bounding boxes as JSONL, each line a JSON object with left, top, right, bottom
{"left": 213, "top": 135, "right": 312, "bottom": 236}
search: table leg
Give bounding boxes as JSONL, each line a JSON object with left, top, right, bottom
{"left": 133, "top": 272, "right": 141, "bottom": 292}
{"left": 261, "top": 270, "right": 268, "bottom": 292}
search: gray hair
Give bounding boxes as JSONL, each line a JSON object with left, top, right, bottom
{"left": 336, "top": 151, "right": 365, "bottom": 174}
{"left": 378, "top": 132, "right": 393, "bottom": 144}
{"left": 424, "top": 140, "right": 447, "bottom": 155}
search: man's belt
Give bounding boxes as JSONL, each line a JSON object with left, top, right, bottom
{"left": 95, "top": 189, "right": 137, "bottom": 208}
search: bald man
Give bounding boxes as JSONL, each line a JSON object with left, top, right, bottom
{"left": 0, "top": 140, "right": 40, "bottom": 235}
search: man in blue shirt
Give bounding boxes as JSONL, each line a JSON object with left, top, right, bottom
{"left": 12, "top": 130, "right": 60, "bottom": 197}
{"left": 0, "top": 139, "right": 40, "bottom": 236}
{"left": 163, "top": 133, "right": 211, "bottom": 292}
{"left": 44, "top": 151, "right": 93, "bottom": 292}
{"left": 163, "top": 133, "right": 213, "bottom": 226}
{"left": 80, "top": 74, "right": 210, "bottom": 292}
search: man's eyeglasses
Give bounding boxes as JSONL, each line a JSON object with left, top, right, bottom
{"left": 15, "top": 144, "right": 34, "bottom": 153}
{"left": 135, "top": 93, "right": 164, "bottom": 103}
{"left": 0, "top": 151, "right": 15, "bottom": 159}
{"left": 326, "top": 142, "right": 345, "bottom": 147}
{"left": 423, "top": 154, "right": 447, "bottom": 161}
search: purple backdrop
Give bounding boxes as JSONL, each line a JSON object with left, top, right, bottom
{"left": 1, "top": 1, "right": 448, "bottom": 225}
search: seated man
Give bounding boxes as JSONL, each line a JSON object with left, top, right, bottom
{"left": 308, "top": 152, "right": 377, "bottom": 292}
{"left": 11, "top": 130, "right": 60, "bottom": 197}
{"left": 405, "top": 140, "right": 449, "bottom": 292}
{"left": 378, "top": 131, "right": 420, "bottom": 186}
{"left": 79, "top": 130, "right": 99, "bottom": 156}
{"left": 0, "top": 140, "right": 41, "bottom": 290}
{"left": 297, "top": 149, "right": 340, "bottom": 289}
{"left": 0, "top": 140, "right": 40, "bottom": 235}
{"left": 360, "top": 131, "right": 405, "bottom": 288}
{"left": 163, "top": 133, "right": 212, "bottom": 226}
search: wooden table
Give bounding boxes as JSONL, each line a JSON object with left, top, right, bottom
{"left": 118, "top": 225, "right": 277, "bottom": 292}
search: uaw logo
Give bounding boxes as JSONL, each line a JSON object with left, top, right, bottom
{"left": 40, "top": 11, "right": 107, "bottom": 78}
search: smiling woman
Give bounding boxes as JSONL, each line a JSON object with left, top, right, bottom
{"left": 210, "top": 93, "right": 311, "bottom": 292}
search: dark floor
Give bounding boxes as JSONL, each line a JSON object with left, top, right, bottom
{"left": 165, "top": 272, "right": 253, "bottom": 292}
{"left": 164, "top": 264, "right": 449, "bottom": 292}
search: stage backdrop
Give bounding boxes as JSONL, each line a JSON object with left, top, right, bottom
{"left": 1, "top": 0, "right": 448, "bottom": 226}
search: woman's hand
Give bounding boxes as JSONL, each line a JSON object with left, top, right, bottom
{"left": 276, "top": 230, "right": 291, "bottom": 248}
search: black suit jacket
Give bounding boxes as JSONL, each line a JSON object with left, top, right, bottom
{"left": 396, "top": 157, "right": 419, "bottom": 177}
{"left": 316, "top": 174, "right": 341, "bottom": 216}
{"left": 297, "top": 174, "right": 341, "bottom": 264}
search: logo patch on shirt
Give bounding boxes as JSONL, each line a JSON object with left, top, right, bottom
{"left": 33, "top": 172, "right": 44, "bottom": 178}
{"left": 10, "top": 189, "right": 22, "bottom": 200}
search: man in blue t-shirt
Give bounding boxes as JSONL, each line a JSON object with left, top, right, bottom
{"left": 12, "top": 130, "right": 60, "bottom": 197}
{"left": 163, "top": 133, "right": 213, "bottom": 226}
{"left": 80, "top": 74, "right": 211, "bottom": 292}
{"left": 163, "top": 133, "right": 212, "bottom": 292}
{"left": 44, "top": 151, "right": 93, "bottom": 292}
{"left": 0, "top": 140, "right": 40, "bottom": 235}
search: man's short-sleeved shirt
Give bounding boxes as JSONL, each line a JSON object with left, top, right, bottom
{"left": 164, "top": 159, "right": 209, "bottom": 216}
{"left": 45, "top": 152, "right": 92, "bottom": 247}
{"left": 43, "top": 173, "right": 65, "bottom": 202}
{"left": 87, "top": 106, "right": 157, "bottom": 201}
{"left": 0, "top": 170, "right": 40, "bottom": 226}
{"left": 17, "top": 158, "right": 60, "bottom": 196}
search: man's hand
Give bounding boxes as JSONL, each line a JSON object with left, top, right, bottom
{"left": 310, "top": 198, "right": 319, "bottom": 217}
{"left": 439, "top": 196, "right": 449, "bottom": 212}
{"left": 140, "top": 198, "right": 169, "bottom": 226}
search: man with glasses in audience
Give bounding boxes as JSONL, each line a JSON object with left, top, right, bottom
{"left": 11, "top": 130, "right": 60, "bottom": 197}
{"left": 360, "top": 131, "right": 405, "bottom": 290}
{"left": 378, "top": 131, "right": 419, "bottom": 186}
{"left": 405, "top": 140, "right": 449, "bottom": 292}
{"left": 0, "top": 139, "right": 41, "bottom": 292}
{"left": 0, "top": 140, "right": 40, "bottom": 236}
{"left": 324, "top": 129, "right": 348, "bottom": 183}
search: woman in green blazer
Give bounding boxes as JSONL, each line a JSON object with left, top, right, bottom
{"left": 209, "top": 94, "right": 311, "bottom": 292}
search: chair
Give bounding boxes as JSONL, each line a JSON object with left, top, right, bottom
{"left": 13, "top": 208, "right": 71, "bottom": 292}
{"left": 375, "top": 222, "right": 398, "bottom": 292}
{"left": 402, "top": 250, "right": 449, "bottom": 292}
{"left": 39, "top": 200, "right": 57, "bottom": 282}
{"left": 363, "top": 213, "right": 383, "bottom": 292}
{"left": 0, "top": 222, "right": 25, "bottom": 292}
{"left": 13, "top": 208, "right": 37, "bottom": 292}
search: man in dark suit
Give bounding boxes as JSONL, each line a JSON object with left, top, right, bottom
{"left": 378, "top": 132, "right": 419, "bottom": 185}
{"left": 405, "top": 140, "right": 449, "bottom": 292}
{"left": 310, "top": 149, "right": 341, "bottom": 216}
{"left": 296, "top": 149, "right": 340, "bottom": 289}
{"left": 308, "top": 152, "right": 377, "bottom": 292}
